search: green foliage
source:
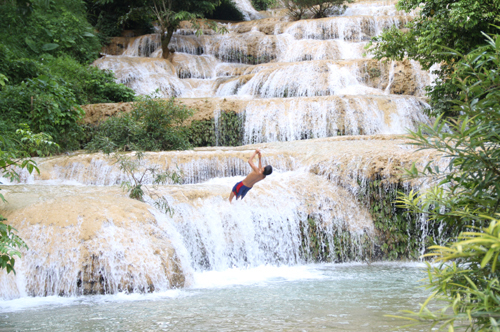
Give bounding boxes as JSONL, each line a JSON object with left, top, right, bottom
{"left": 284, "top": 0, "right": 352, "bottom": 20}
{"left": 393, "top": 218, "right": 500, "bottom": 331}
{"left": 0, "top": 216, "right": 28, "bottom": 275}
{"left": 0, "top": 126, "right": 57, "bottom": 186}
{"left": 45, "top": 56, "right": 135, "bottom": 105}
{"left": 188, "top": 111, "right": 244, "bottom": 147}
{"left": 87, "top": 95, "right": 194, "bottom": 152}
{"left": 15, "top": 124, "right": 60, "bottom": 157}
{"left": 359, "top": 179, "right": 427, "bottom": 260}
{"left": 0, "top": 0, "right": 136, "bottom": 151}
{"left": 367, "top": 0, "right": 500, "bottom": 117}
{"left": 0, "top": 74, "right": 85, "bottom": 150}
{"left": 0, "top": 73, "right": 8, "bottom": 88}
{"left": 113, "top": 151, "right": 183, "bottom": 215}
{"left": 400, "top": 34, "right": 500, "bottom": 236}
{"left": 0, "top": 0, "right": 101, "bottom": 63}
{"left": 251, "top": 0, "right": 278, "bottom": 11}
{"left": 395, "top": 34, "right": 500, "bottom": 330}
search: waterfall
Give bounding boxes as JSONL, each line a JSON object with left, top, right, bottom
{"left": 231, "top": 0, "right": 264, "bottom": 21}
{"left": 0, "top": 0, "right": 440, "bottom": 300}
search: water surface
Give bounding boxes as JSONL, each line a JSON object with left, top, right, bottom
{"left": 0, "top": 263, "right": 430, "bottom": 331}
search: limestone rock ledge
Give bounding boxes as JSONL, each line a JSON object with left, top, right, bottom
{"left": 0, "top": 186, "right": 188, "bottom": 299}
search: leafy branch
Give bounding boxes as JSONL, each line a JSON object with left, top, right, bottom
{"left": 113, "top": 151, "right": 183, "bottom": 216}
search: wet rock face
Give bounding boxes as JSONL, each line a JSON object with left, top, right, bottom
{"left": 100, "top": 37, "right": 130, "bottom": 56}
{"left": 0, "top": 187, "right": 187, "bottom": 298}
{"left": 0, "top": 135, "right": 444, "bottom": 298}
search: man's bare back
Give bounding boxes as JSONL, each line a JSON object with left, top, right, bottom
{"left": 229, "top": 149, "right": 273, "bottom": 203}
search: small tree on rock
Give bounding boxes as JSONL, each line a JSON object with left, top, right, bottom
{"left": 285, "top": 0, "right": 352, "bottom": 20}
{"left": 150, "top": 0, "right": 222, "bottom": 59}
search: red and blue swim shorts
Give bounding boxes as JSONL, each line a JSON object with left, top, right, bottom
{"left": 232, "top": 181, "right": 251, "bottom": 200}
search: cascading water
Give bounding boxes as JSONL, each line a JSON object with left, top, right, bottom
{"left": 1, "top": 2, "right": 440, "bottom": 330}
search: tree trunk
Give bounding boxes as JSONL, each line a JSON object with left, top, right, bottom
{"left": 161, "top": 27, "right": 175, "bottom": 59}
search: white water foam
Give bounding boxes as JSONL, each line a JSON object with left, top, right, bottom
{"left": 192, "top": 264, "right": 325, "bottom": 288}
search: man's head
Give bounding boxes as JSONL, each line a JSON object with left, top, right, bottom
{"left": 263, "top": 165, "right": 273, "bottom": 176}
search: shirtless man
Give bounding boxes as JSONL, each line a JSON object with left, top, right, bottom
{"left": 229, "top": 149, "right": 273, "bottom": 203}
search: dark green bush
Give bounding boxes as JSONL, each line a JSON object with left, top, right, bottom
{"left": 0, "top": 0, "right": 101, "bottom": 64}
{"left": 285, "top": 0, "right": 351, "bottom": 20}
{"left": 87, "top": 96, "right": 195, "bottom": 152}
{"left": 251, "top": 0, "right": 277, "bottom": 11}
{"left": 0, "top": 75, "right": 84, "bottom": 150}
{"left": 0, "top": 0, "right": 137, "bottom": 151}
{"left": 45, "top": 56, "right": 135, "bottom": 104}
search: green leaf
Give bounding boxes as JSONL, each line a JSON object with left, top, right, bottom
{"left": 41, "top": 43, "right": 59, "bottom": 51}
{"left": 25, "top": 37, "right": 38, "bottom": 53}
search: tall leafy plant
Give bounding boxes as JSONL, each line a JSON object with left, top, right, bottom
{"left": 395, "top": 34, "right": 500, "bottom": 330}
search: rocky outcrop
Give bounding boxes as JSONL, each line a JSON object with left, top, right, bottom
{"left": 0, "top": 186, "right": 187, "bottom": 298}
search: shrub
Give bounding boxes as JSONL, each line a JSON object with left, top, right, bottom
{"left": 395, "top": 34, "right": 500, "bottom": 330}
{"left": 0, "top": 0, "right": 101, "bottom": 64}
{"left": 0, "top": 216, "right": 28, "bottom": 275}
{"left": 251, "top": 0, "right": 278, "bottom": 11}
{"left": 0, "top": 75, "right": 84, "bottom": 150}
{"left": 87, "top": 95, "right": 195, "bottom": 152}
{"left": 113, "top": 151, "right": 183, "bottom": 215}
{"left": 394, "top": 219, "right": 500, "bottom": 331}
{"left": 45, "top": 56, "right": 135, "bottom": 104}
{"left": 285, "top": 0, "right": 351, "bottom": 20}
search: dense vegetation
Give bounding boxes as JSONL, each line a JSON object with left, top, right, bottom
{"left": 367, "top": 0, "right": 500, "bottom": 329}
{"left": 86, "top": 95, "right": 194, "bottom": 152}
{"left": 0, "top": 0, "right": 135, "bottom": 151}
{"left": 395, "top": 30, "right": 500, "bottom": 332}
{"left": 285, "top": 0, "right": 353, "bottom": 20}
{"left": 368, "top": 0, "right": 500, "bottom": 117}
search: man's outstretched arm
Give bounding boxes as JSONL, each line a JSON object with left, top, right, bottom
{"left": 248, "top": 149, "right": 260, "bottom": 172}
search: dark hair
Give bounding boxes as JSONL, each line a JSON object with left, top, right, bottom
{"left": 263, "top": 165, "right": 273, "bottom": 176}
